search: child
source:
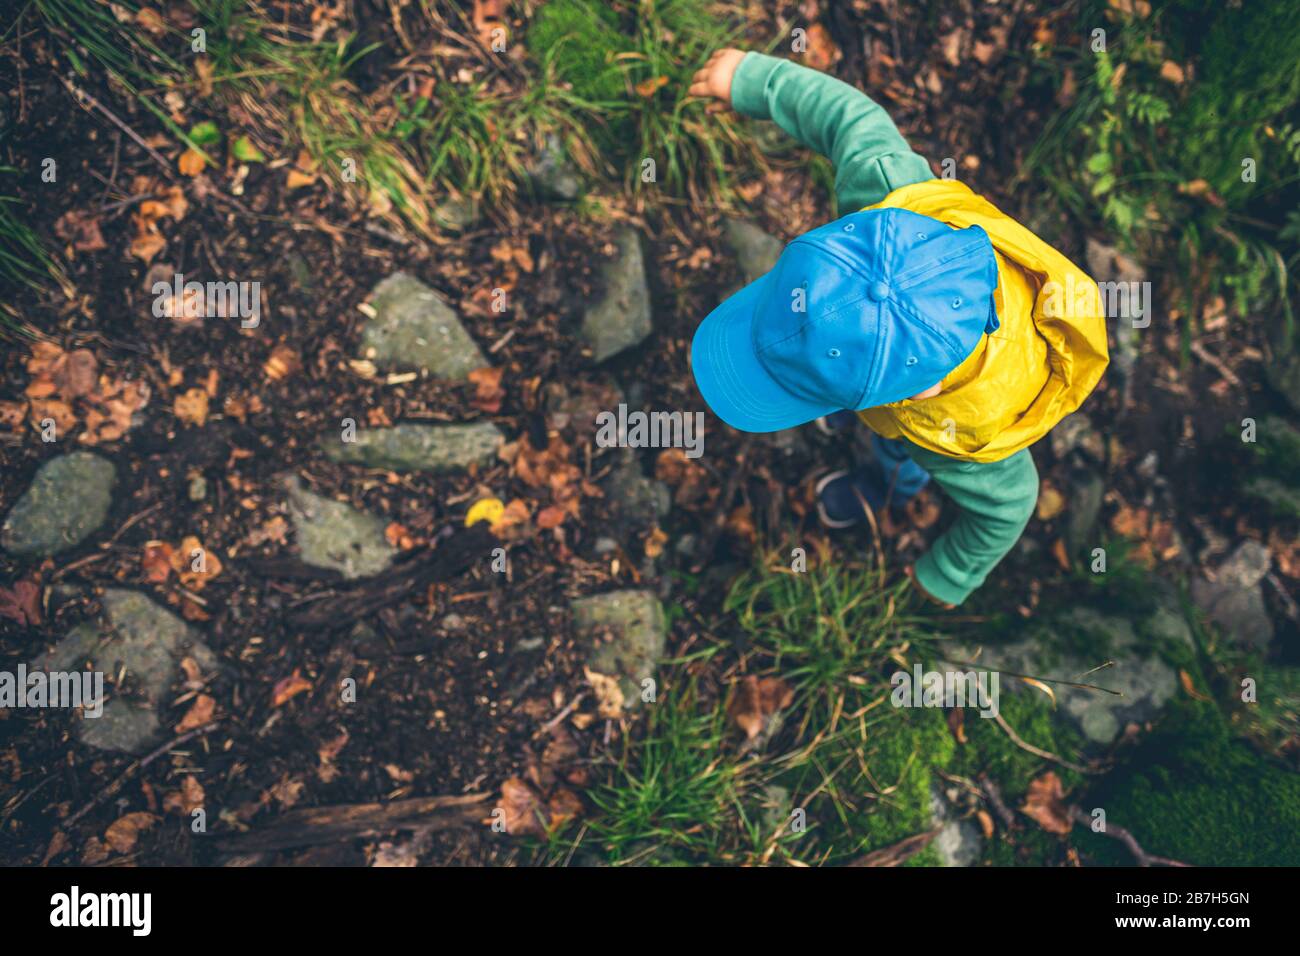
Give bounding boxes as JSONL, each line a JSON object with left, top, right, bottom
{"left": 688, "top": 49, "right": 1109, "bottom": 607}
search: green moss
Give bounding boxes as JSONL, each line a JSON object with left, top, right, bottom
{"left": 1079, "top": 698, "right": 1300, "bottom": 866}
{"left": 774, "top": 708, "right": 955, "bottom": 865}
{"left": 951, "top": 691, "right": 1088, "bottom": 802}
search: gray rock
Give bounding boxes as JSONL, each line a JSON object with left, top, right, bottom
{"left": 1065, "top": 468, "right": 1105, "bottom": 556}
{"left": 324, "top": 422, "right": 503, "bottom": 473}
{"left": 2, "top": 452, "right": 116, "bottom": 557}
{"left": 952, "top": 604, "right": 1191, "bottom": 745}
{"left": 528, "top": 134, "right": 581, "bottom": 201}
{"left": 285, "top": 477, "right": 395, "bottom": 579}
{"left": 572, "top": 589, "right": 667, "bottom": 710}
{"left": 603, "top": 456, "right": 671, "bottom": 534}
{"left": 361, "top": 272, "right": 487, "bottom": 379}
{"left": 580, "top": 228, "right": 652, "bottom": 363}
{"left": 723, "top": 219, "right": 784, "bottom": 284}
{"left": 432, "top": 195, "right": 480, "bottom": 232}
{"left": 1191, "top": 541, "right": 1274, "bottom": 649}
{"left": 929, "top": 785, "right": 983, "bottom": 867}
{"left": 32, "top": 589, "right": 218, "bottom": 754}
{"left": 1050, "top": 413, "right": 1104, "bottom": 463}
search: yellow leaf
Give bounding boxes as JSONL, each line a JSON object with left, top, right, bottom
{"left": 634, "top": 75, "right": 669, "bottom": 97}
{"left": 466, "top": 496, "right": 505, "bottom": 527}
{"left": 173, "top": 387, "right": 209, "bottom": 426}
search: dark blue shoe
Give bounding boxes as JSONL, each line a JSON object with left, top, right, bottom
{"left": 815, "top": 468, "right": 892, "bottom": 528}
{"left": 814, "top": 410, "right": 859, "bottom": 436}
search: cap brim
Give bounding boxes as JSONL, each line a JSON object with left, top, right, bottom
{"left": 691, "top": 274, "right": 840, "bottom": 434}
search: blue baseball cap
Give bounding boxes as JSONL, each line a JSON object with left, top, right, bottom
{"left": 691, "top": 207, "right": 1000, "bottom": 433}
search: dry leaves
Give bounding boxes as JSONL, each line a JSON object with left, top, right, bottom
{"left": 162, "top": 776, "right": 206, "bottom": 815}
{"left": 104, "top": 812, "right": 158, "bottom": 854}
{"left": 272, "top": 670, "right": 313, "bottom": 707}
{"left": 129, "top": 176, "right": 188, "bottom": 263}
{"left": 0, "top": 579, "right": 42, "bottom": 627}
{"left": 23, "top": 341, "right": 149, "bottom": 444}
{"left": 727, "top": 675, "right": 794, "bottom": 740}
{"left": 1020, "top": 771, "right": 1073, "bottom": 835}
{"left": 1110, "top": 504, "right": 1181, "bottom": 567}
{"left": 584, "top": 667, "right": 625, "bottom": 720}
{"left": 173, "top": 387, "right": 210, "bottom": 426}
{"left": 54, "top": 209, "right": 107, "bottom": 253}
{"left": 468, "top": 366, "right": 505, "bottom": 414}
{"left": 174, "top": 693, "right": 216, "bottom": 732}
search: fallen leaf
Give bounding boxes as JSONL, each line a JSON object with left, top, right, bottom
{"left": 1020, "top": 771, "right": 1073, "bottom": 835}
{"left": 495, "top": 776, "right": 547, "bottom": 836}
{"left": 171, "top": 535, "right": 222, "bottom": 589}
{"left": 0, "top": 579, "right": 42, "bottom": 627}
{"left": 1159, "top": 60, "right": 1186, "bottom": 84}
{"left": 272, "top": 670, "right": 313, "bottom": 707}
{"left": 634, "top": 75, "right": 669, "bottom": 97}
{"left": 178, "top": 147, "right": 207, "bottom": 176}
{"left": 104, "top": 812, "right": 158, "bottom": 854}
{"left": 175, "top": 693, "right": 215, "bottom": 732}
{"left": 163, "top": 775, "right": 206, "bottom": 815}
{"left": 727, "top": 675, "right": 794, "bottom": 740}
{"left": 263, "top": 345, "right": 302, "bottom": 381}
{"left": 584, "top": 667, "right": 625, "bottom": 720}
{"left": 466, "top": 497, "right": 505, "bottom": 528}
{"left": 140, "top": 541, "right": 175, "bottom": 584}
{"left": 467, "top": 365, "right": 505, "bottom": 413}
{"left": 1036, "top": 481, "right": 1066, "bottom": 520}
{"left": 173, "top": 387, "right": 209, "bottom": 426}
{"left": 54, "top": 210, "right": 108, "bottom": 253}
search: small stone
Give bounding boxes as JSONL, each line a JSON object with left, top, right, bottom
{"left": 930, "top": 785, "right": 982, "bottom": 867}
{"left": 285, "top": 477, "right": 395, "bottom": 580}
{"left": 441, "top": 613, "right": 466, "bottom": 632}
{"left": 432, "top": 195, "right": 480, "bottom": 232}
{"left": 188, "top": 474, "right": 208, "bottom": 502}
{"left": 1064, "top": 468, "right": 1104, "bottom": 556}
{"left": 603, "top": 456, "right": 670, "bottom": 535}
{"left": 1051, "top": 413, "right": 1104, "bottom": 463}
{"left": 31, "top": 589, "right": 217, "bottom": 754}
{"left": 361, "top": 272, "right": 487, "bottom": 379}
{"left": 572, "top": 589, "right": 667, "bottom": 711}
{"left": 1191, "top": 541, "right": 1274, "bottom": 649}
{"left": 2, "top": 452, "right": 116, "bottom": 557}
{"left": 324, "top": 422, "right": 503, "bottom": 473}
{"left": 527, "top": 134, "right": 581, "bottom": 201}
{"left": 580, "top": 228, "right": 652, "bottom": 363}
{"left": 722, "top": 219, "right": 784, "bottom": 284}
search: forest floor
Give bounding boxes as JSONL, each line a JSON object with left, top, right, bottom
{"left": 1, "top": 0, "right": 1296, "bottom": 867}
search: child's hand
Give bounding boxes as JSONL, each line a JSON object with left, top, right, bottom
{"left": 689, "top": 49, "right": 746, "bottom": 106}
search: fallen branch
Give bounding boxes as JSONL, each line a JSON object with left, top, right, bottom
{"left": 212, "top": 793, "right": 490, "bottom": 854}
{"left": 63, "top": 720, "right": 222, "bottom": 829}
{"left": 285, "top": 524, "right": 495, "bottom": 630}
{"left": 846, "top": 827, "right": 942, "bottom": 867}
{"left": 1069, "top": 806, "right": 1190, "bottom": 867}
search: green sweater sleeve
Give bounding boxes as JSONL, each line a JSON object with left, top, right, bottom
{"left": 905, "top": 445, "right": 1039, "bottom": 606}
{"left": 729, "top": 51, "right": 933, "bottom": 210}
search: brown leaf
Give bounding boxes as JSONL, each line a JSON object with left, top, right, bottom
{"left": 1036, "top": 481, "right": 1066, "bottom": 521}
{"left": 54, "top": 210, "right": 108, "bottom": 253}
{"left": 1020, "top": 771, "right": 1073, "bottom": 835}
{"left": 263, "top": 345, "right": 302, "bottom": 381}
{"left": 584, "top": 667, "right": 625, "bottom": 720}
{"left": 272, "top": 670, "right": 313, "bottom": 707}
{"left": 0, "top": 400, "right": 27, "bottom": 428}
{"left": 0, "top": 579, "right": 42, "bottom": 627}
{"left": 175, "top": 693, "right": 215, "bottom": 732}
{"left": 496, "top": 776, "right": 547, "bottom": 836}
{"left": 727, "top": 675, "right": 794, "bottom": 740}
{"left": 171, "top": 535, "right": 221, "bottom": 589}
{"left": 141, "top": 540, "right": 175, "bottom": 584}
{"left": 104, "top": 811, "right": 158, "bottom": 854}
{"left": 847, "top": 827, "right": 941, "bottom": 866}
{"left": 163, "top": 775, "right": 205, "bottom": 815}
{"left": 173, "top": 387, "right": 209, "bottom": 426}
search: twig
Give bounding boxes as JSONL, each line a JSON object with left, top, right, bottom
{"left": 63, "top": 720, "right": 222, "bottom": 829}
{"left": 59, "top": 76, "right": 176, "bottom": 180}
{"left": 1190, "top": 340, "right": 1242, "bottom": 387}
{"left": 1069, "top": 806, "right": 1190, "bottom": 867}
{"left": 993, "top": 712, "right": 1100, "bottom": 775}
{"left": 846, "top": 827, "right": 942, "bottom": 866}
{"left": 977, "top": 773, "right": 1018, "bottom": 832}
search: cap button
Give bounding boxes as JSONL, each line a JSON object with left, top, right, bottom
{"left": 868, "top": 281, "right": 890, "bottom": 301}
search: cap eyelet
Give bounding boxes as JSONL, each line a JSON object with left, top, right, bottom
{"left": 827, "top": 348, "right": 841, "bottom": 358}
{"left": 916, "top": 232, "right": 927, "bottom": 240}
{"left": 843, "top": 223, "right": 855, "bottom": 232}
{"left": 906, "top": 356, "right": 918, "bottom": 366}
{"left": 951, "top": 297, "right": 963, "bottom": 309}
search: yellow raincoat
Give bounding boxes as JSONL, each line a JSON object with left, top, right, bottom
{"left": 857, "top": 180, "right": 1110, "bottom": 463}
